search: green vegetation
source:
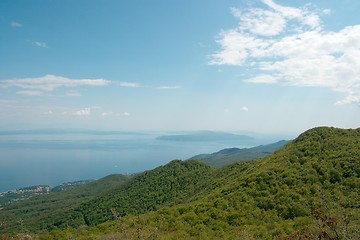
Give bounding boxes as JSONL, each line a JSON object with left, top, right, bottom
{"left": 0, "top": 127, "right": 359, "bottom": 239}
{"left": 189, "top": 140, "right": 288, "bottom": 167}
{"left": 0, "top": 180, "right": 95, "bottom": 207}
{"left": 51, "top": 180, "right": 94, "bottom": 192}
{"left": 0, "top": 185, "right": 50, "bottom": 207}
{"left": 0, "top": 174, "right": 130, "bottom": 233}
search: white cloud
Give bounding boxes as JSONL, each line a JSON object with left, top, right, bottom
{"left": 16, "top": 90, "right": 44, "bottom": 96}
{"left": 229, "top": 0, "right": 321, "bottom": 38}
{"left": 336, "top": 95, "right": 360, "bottom": 105}
{"left": 210, "top": 0, "right": 360, "bottom": 105}
{"left": 231, "top": 7, "right": 286, "bottom": 36}
{"left": 209, "top": 30, "right": 271, "bottom": 65}
{"left": 10, "top": 21, "right": 22, "bottom": 27}
{"left": 117, "top": 82, "right": 140, "bottom": 88}
{"left": 101, "top": 112, "right": 114, "bottom": 117}
{"left": 43, "top": 110, "right": 53, "bottom": 115}
{"left": 34, "top": 41, "right": 48, "bottom": 48}
{"left": 157, "top": 86, "right": 181, "bottom": 90}
{"left": 66, "top": 90, "right": 82, "bottom": 97}
{"left": 119, "top": 112, "right": 130, "bottom": 117}
{"left": 1, "top": 75, "right": 110, "bottom": 91}
{"left": 262, "top": 0, "right": 322, "bottom": 30}
{"left": 73, "top": 107, "right": 91, "bottom": 116}
{"left": 241, "top": 106, "right": 249, "bottom": 111}
{"left": 245, "top": 74, "right": 277, "bottom": 84}
{"left": 322, "top": 9, "right": 331, "bottom": 15}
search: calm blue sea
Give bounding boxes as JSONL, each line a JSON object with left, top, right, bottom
{"left": 0, "top": 132, "right": 269, "bottom": 192}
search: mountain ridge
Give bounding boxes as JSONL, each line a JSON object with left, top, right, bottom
{"left": 189, "top": 140, "right": 288, "bottom": 167}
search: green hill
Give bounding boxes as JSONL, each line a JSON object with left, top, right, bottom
{"left": 189, "top": 140, "right": 288, "bottom": 167}
{"left": 51, "top": 180, "right": 94, "bottom": 192}
{"left": 0, "top": 160, "right": 213, "bottom": 233}
{"left": 0, "top": 174, "right": 131, "bottom": 233}
{"left": 1, "top": 127, "right": 359, "bottom": 239}
{"left": 74, "top": 159, "right": 214, "bottom": 228}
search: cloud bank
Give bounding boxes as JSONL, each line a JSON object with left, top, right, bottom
{"left": 1, "top": 75, "right": 110, "bottom": 93}
{"left": 210, "top": 0, "right": 360, "bottom": 105}
{"left": 157, "top": 86, "right": 182, "bottom": 90}
{"left": 117, "top": 82, "right": 141, "bottom": 88}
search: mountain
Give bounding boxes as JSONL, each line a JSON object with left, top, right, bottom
{"left": 0, "top": 127, "right": 359, "bottom": 239}
{"left": 156, "top": 131, "right": 253, "bottom": 142}
{"left": 76, "top": 160, "right": 214, "bottom": 227}
{"left": 189, "top": 140, "right": 288, "bottom": 167}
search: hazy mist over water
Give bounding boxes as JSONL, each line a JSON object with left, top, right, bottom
{"left": 0, "top": 131, "right": 288, "bottom": 192}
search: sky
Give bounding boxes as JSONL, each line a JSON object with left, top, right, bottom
{"left": 0, "top": 0, "right": 359, "bottom": 135}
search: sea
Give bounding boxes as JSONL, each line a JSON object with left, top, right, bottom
{"left": 0, "top": 130, "right": 286, "bottom": 192}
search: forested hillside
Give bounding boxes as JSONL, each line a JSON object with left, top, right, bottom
{"left": 0, "top": 160, "right": 214, "bottom": 233}
{"left": 0, "top": 174, "right": 131, "bottom": 233}
{"left": 72, "top": 160, "right": 214, "bottom": 227}
{"left": 0, "top": 127, "right": 359, "bottom": 239}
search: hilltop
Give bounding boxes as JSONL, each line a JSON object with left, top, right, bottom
{"left": 0, "top": 127, "right": 359, "bottom": 239}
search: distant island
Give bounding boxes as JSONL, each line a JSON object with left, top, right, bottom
{"left": 156, "top": 131, "right": 253, "bottom": 142}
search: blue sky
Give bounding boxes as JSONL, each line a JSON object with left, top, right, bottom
{"left": 0, "top": 0, "right": 359, "bottom": 134}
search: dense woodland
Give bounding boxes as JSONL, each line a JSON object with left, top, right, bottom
{"left": 0, "top": 127, "right": 359, "bottom": 239}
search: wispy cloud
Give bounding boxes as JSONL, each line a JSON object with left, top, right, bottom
{"left": 244, "top": 75, "right": 277, "bottom": 84}
{"left": 210, "top": 0, "right": 360, "bottom": 105}
{"left": 16, "top": 90, "right": 44, "bottom": 96}
{"left": 119, "top": 112, "right": 130, "bottom": 117}
{"left": 157, "top": 86, "right": 182, "bottom": 90}
{"left": 117, "top": 82, "right": 141, "bottom": 88}
{"left": 66, "top": 90, "right": 82, "bottom": 97}
{"left": 1, "top": 75, "right": 110, "bottom": 91}
{"left": 101, "top": 112, "right": 114, "bottom": 117}
{"left": 101, "top": 111, "right": 130, "bottom": 117}
{"left": 336, "top": 95, "right": 360, "bottom": 106}
{"left": 73, "top": 107, "right": 91, "bottom": 116}
{"left": 33, "top": 41, "right": 48, "bottom": 48}
{"left": 43, "top": 110, "right": 53, "bottom": 115}
{"left": 241, "top": 106, "right": 249, "bottom": 111}
{"left": 10, "top": 21, "right": 22, "bottom": 28}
